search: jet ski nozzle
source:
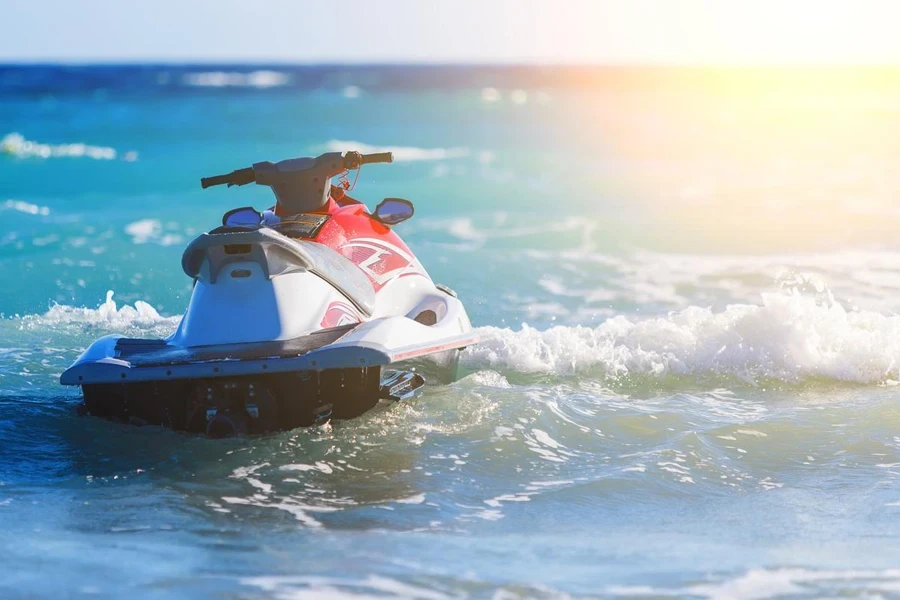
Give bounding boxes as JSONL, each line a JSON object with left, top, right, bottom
{"left": 205, "top": 407, "right": 250, "bottom": 438}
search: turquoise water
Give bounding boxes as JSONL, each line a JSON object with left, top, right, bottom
{"left": 4, "top": 65, "right": 900, "bottom": 598}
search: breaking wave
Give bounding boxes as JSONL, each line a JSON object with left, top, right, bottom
{"left": 11, "top": 287, "right": 900, "bottom": 387}
{"left": 239, "top": 567, "right": 900, "bottom": 600}
{"left": 605, "top": 567, "right": 900, "bottom": 599}
{"left": 411, "top": 214, "right": 594, "bottom": 245}
{"left": 2, "top": 199, "right": 50, "bottom": 216}
{"left": 465, "top": 290, "right": 900, "bottom": 384}
{"left": 181, "top": 70, "right": 290, "bottom": 88}
{"left": 1, "top": 132, "right": 137, "bottom": 161}
{"left": 325, "top": 140, "right": 469, "bottom": 161}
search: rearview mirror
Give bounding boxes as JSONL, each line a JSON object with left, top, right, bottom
{"left": 373, "top": 198, "right": 414, "bottom": 226}
{"left": 222, "top": 206, "right": 262, "bottom": 227}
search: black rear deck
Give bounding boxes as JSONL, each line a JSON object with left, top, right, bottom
{"left": 114, "top": 323, "right": 358, "bottom": 368}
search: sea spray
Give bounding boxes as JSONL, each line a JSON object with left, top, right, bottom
{"left": 466, "top": 289, "right": 900, "bottom": 384}
{"left": 11, "top": 286, "right": 900, "bottom": 386}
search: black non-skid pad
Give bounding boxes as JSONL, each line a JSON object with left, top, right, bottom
{"left": 114, "top": 323, "right": 357, "bottom": 368}
{"left": 269, "top": 214, "right": 330, "bottom": 239}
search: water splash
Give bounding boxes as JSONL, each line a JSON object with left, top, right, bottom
{"left": 15, "top": 291, "right": 179, "bottom": 336}
{"left": 9, "top": 287, "right": 900, "bottom": 386}
{"left": 465, "top": 289, "right": 900, "bottom": 384}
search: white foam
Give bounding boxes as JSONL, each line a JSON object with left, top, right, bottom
{"left": 19, "top": 291, "right": 179, "bottom": 333}
{"left": 446, "top": 217, "right": 483, "bottom": 241}
{"left": 281, "top": 462, "right": 334, "bottom": 475}
{"left": 3, "top": 200, "right": 50, "bottom": 216}
{"left": 458, "top": 370, "right": 511, "bottom": 388}
{"left": 241, "top": 575, "right": 451, "bottom": 600}
{"left": 325, "top": 140, "right": 469, "bottom": 162}
{"left": 394, "top": 493, "right": 426, "bottom": 504}
{"left": 537, "top": 277, "right": 570, "bottom": 296}
{"left": 411, "top": 214, "right": 592, "bottom": 246}
{"left": 181, "top": 70, "right": 290, "bottom": 88}
{"left": 1, "top": 132, "right": 121, "bottom": 160}
{"left": 18, "top": 281, "right": 900, "bottom": 386}
{"left": 124, "top": 219, "right": 182, "bottom": 246}
{"left": 526, "top": 247, "right": 900, "bottom": 314}
{"left": 124, "top": 219, "right": 160, "bottom": 244}
{"left": 465, "top": 289, "right": 900, "bottom": 384}
{"left": 481, "top": 87, "right": 501, "bottom": 103}
{"left": 610, "top": 567, "right": 900, "bottom": 599}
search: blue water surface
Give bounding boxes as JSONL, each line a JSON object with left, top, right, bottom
{"left": 4, "top": 64, "right": 900, "bottom": 598}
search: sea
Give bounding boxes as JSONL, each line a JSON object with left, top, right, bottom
{"left": 3, "top": 64, "right": 900, "bottom": 598}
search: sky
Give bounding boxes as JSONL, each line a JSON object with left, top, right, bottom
{"left": 2, "top": 0, "right": 900, "bottom": 64}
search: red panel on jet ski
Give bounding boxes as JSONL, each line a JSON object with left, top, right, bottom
{"left": 312, "top": 203, "right": 427, "bottom": 291}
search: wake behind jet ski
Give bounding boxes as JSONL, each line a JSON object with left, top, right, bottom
{"left": 61, "top": 150, "right": 477, "bottom": 436}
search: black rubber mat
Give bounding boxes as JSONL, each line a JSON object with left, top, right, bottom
{"left": 114, "top": 323, "right": 359, "bottom": 368}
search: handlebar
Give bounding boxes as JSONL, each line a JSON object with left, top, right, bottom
{"left": 200, "top": 167, "right": 255, "bottom": 189}
{"left": 362, "top": 151, "right": 393, "bottom": 164}
{"left": 200, "top": 174, "right": 231, "bottom": 189}
{"left": 343, "top": 151, "right": 394, "bottom": 169}
{"left": 200, "top": 151, "right": 393, "bottom": 190}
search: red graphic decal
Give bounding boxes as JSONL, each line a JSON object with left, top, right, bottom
{"left": 321, "top": 301, "right": 362, "bottom": 328}
{"left": 341, "top": 238, "right": 424, "bottom": 290}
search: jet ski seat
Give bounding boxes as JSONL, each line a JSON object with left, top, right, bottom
{"left": 181, "top": 226, "right": 375, "bottom": 316}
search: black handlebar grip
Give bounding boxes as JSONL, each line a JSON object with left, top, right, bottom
{"left": 200, "top": 167, "right": 255, "bottom": 189}
{"left": 360, "top": 152, "right": 393, "bottom": 165}
{"left": 201, "top": 174, "right": 232, "bottom": 189}
{"left": 230, "top": 167, "right": 256, "bottom": 186}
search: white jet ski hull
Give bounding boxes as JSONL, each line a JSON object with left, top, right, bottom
{"left": 61, "top": 227, "right": 477, "bottom": 435}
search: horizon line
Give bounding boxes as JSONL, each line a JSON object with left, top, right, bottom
{"left": 3, "top": 59, "right": 900, "bottom": 69}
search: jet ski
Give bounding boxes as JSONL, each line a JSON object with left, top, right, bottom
{"left": 61, "top": 150, "right": 477, "bottom": 436}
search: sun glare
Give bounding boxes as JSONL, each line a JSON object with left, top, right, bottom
{"left": 556, "top": 63, "right": 900, "bottom": 251}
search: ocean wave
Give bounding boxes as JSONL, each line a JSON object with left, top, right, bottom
{"left": 465, "top": 290, "right": 900, "bottom": 384}
{"left": 421, "top": 214, "right": 900, "bottom": 315}
{"left": 325, "top": 140, "right": 469, "bottom": 162}
{"left": 241, "top": 575, "right": 456, "bottom": 599}
{"left": 1, "top": 132, "right": 136, "bottom": 161}
{"left": 2, "top": 199, "right": 50, "bottom": 216}
{"left": 181, "top": 70, "right": 290, "bottom": 88}
{"left": 7, "top": 286, "right": 900, "bottom": 386}
{"left": 606, "top": 567, "right": 900, "bottom": 599}
{"left": 411, "top": 214, "right": 594, "bottom": 246}
{"left": 521, "top": 247, "right": 900, "bottom": 317}
{"left": 124, "top": 219, "right": 183, "bottom": 246}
